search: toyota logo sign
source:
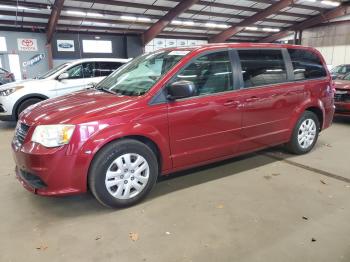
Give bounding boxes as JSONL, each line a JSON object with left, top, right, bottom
{"left": 21, "top": 39, "right": 34, "bottom": 47}
{"left": 17, "top": 38, "right": 38, "bottom": 51}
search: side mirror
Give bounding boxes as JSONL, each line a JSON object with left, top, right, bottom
{"left": 167, "top": 80, "right": 196, "bottom": 100}
{"left": 87, "top": 82, "right": 96, "bottom": 89}
{"left": 58, "top": 72, "right": 69, "bottom": 80}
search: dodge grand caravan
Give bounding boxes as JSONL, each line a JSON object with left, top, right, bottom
{"left": 12, "top": 43, "right": 335, "bottom": 208}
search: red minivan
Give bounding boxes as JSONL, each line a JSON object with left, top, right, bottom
{"left": 12, "top": 43, "right": 335, "bottom": 208}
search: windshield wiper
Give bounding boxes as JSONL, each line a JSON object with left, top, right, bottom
{"left": 97, "top": 87, "right": 117, "bottom": 95}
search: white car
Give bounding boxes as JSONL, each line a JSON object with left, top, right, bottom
{"left": 0, "top": 58, "right": 129, "bottom": 121}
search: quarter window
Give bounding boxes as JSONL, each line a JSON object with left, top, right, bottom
{"left": 238, "top": 49, "right": 287, "bottom": 88}
{"left": 170, "top": 51, "right": 234, "bottom": 97}
{"left": 288, "top": 49, "right": 326, "bottom": 80}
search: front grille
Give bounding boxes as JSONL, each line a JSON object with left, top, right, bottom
{"left": 334, "top": 91, "right": 350, "bottom": 102}
{"left": 15, "top": 123, "right": 30, "bottom": 146}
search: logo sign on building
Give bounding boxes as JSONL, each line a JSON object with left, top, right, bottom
{"left": 57, "top": 40, "right": 75, "bottom": 52}
{"left": 17, "top": 38, "right": 38, "bottom": 51}
{"left": 23, "top": 53, "right": 45, "bottom": 67}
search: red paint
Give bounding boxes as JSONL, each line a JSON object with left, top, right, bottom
{"left": 334, "top": 79, "right": 350, "bottom": 116}
{"left": 12, "top": 43, "right": 335, "bottom": 196}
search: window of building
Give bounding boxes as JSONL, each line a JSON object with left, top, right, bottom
{"left": 82, "top": 40, "right": 112, "bottom": 54}
{"left": 0, "top": 37, "right": 7, "bottom": 52}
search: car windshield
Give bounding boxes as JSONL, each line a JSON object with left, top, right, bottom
{"left": 38, "top": 63, "right": 71, "bottom": 79}
{"left": 331, "top": 65, "right": 344, "bottom": 74}
{"left": 95, "top": 50, "right": 190, "bottom": 96}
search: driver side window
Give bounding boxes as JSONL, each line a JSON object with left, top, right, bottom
{"left": 170, "top": 51, "right": 234, "bottom": 97}
{"left": 65, "top": 62, "right": 95, "bottom": 79}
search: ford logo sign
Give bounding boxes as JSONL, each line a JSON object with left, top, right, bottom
{"left": 58, "top": 42, "right": 73, "bottom": 49}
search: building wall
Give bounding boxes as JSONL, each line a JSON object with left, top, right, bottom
{"left": 302, "top": 23, "right": 350, "bottom": 66}
{"left": 0, "top": 31, "right": 49, "bottom": 80}
{"left": 0, "top": 31, "right": 143, "bottom": 79}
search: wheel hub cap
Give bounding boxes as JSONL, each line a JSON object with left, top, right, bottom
{"left": 105, "top": 153, "right": 150, "bottom": 200}
{"left": 297, "top": 118, "right": 316, "bottom": 149}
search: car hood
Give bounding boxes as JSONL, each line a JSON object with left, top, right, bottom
{"left": 0, "top": 78, "right": 52, "bottom": 90}
{"left": 20, "top": 89, "right": 141, "bottom": 125}
{"left": 334, "top": 80, "right": 350, "bottom": 90}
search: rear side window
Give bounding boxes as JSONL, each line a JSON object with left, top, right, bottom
{"left": 95, "top": 62, "right": 123, "bottom": 77}
{"left": 238, "top": 49, "right": 287, "bottom": 88}
{"left": 288, "top": 49, "right": 326, "bottom": 80}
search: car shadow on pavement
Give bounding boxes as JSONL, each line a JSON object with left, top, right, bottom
{"left": 0, "top": 121, "right": 16, "bottom": 130}
{"left": 145, "top": 152, "right": 280, "bottom": 202}
{"left": 333, "top": 115, "right": 350, "bottom": 124}
{"left": 28, "top": 151, "right": 281, "bottom": 217}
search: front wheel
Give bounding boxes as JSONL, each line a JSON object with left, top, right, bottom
{"left": 88, "top": 139, "right": 158, "bottom": 208}
{"left": 286, "top": 111, "right": 320, "bottom": 155}
{"left": 16, "top": 98, "right": 43, "bottom": 119}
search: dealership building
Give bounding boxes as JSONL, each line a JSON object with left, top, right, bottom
{"left": 0, "top": 1, "right": 350, "bottom": 261}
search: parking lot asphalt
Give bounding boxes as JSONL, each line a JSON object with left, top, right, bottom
{"left": 0, "top": 117, "right": 349, "bottom": 262}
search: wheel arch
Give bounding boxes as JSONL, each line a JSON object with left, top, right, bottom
{"left": 305, "top": 106, "right": 324, "bottom": 130}
{"left": 13, "top": 93, "right": 49, "bottom": 119}
{"left": 85, "top": 134, "right": 164, "bottom": 191}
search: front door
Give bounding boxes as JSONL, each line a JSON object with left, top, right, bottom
{"left": 56, "top": 62, "right": 95, "bottom": 96}
{"left": 167, "top": 50, "right": 244, "bottom": 168}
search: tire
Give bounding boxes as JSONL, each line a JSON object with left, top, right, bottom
{"left": 88, "top": 139, "right": 159, "bottom": 208}
{"left": 286, "top": 111, "right": 320, "bottom": 155}
{"left": 16, "top": 98, "right": 43, "bottom": 119}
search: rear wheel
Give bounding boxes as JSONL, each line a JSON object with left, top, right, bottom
{"left": 88, "top": 139, "right": 158, "bottom": 208}
{"left": 287, "top": 111, "right": 320, "bottom": 154}
{"left": 16, "top": 98, "right": 43, "bottom": 119}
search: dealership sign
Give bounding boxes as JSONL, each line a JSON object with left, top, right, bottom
{"left": 17, "top": 38, "right": 38, "bottom": 51}
{"left": 23, "top": 53, "right": 45, "bottom": 67}
{"left": 57, "top": 40, "right": 75, "bottom": 52}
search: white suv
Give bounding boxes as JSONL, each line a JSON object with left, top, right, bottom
{"left": 0, "top": 58, "right": 129, "bottom": 121}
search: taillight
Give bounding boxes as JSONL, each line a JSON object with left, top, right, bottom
{"left": 330, "top": 81, "right": 336, "bottom": 93}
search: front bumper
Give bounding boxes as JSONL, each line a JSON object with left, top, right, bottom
{"left": 334, "top": 101, "right": 350, "bottom": 116}
{"left": 12, "top": 140, "right": 88, "bottom": 196}
{"left": 0, "top": 96, "right": 15, "bottom": 121}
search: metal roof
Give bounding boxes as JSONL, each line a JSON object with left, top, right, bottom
{"left": 0, "top": 0, "right": 346, "bottom": 43}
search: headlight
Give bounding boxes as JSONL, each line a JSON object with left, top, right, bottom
{"left": 0, "top": 86, "right": 24, "bottom": 96}
{"left": 31, "top": 125, "right": 75, "bottom": 148}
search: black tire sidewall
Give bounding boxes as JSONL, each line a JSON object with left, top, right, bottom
{"left": 17, "top": 98, "right": 42, "bottom": 119}
{"left": 89, "top": 139, "right": 158, "bottom": 208}
{"left": 290, "top": 111, "right": 320, "bottom": 154}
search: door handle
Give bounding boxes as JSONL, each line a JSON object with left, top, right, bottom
{"left": 245, "top": 96, "right": 259, "bottom": 102}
